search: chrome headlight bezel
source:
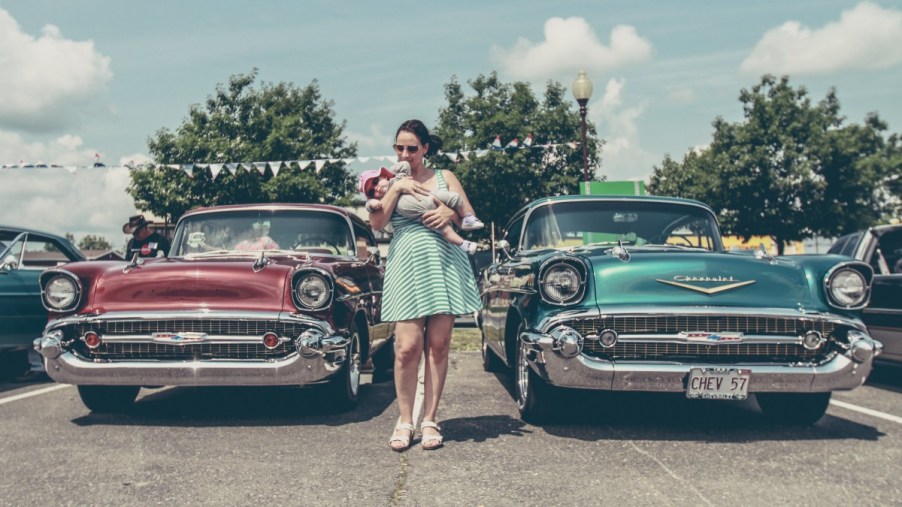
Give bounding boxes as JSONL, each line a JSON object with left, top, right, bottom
{"left": 824, "top": 262, "right": 872, "bottom": 310}
{"left": 40, "top": 271, "right": 83, "bottom": 312}
{"left": 292, "top": 270, "right": 334, "bottom": 310}
{"left": 538, "top": 257, "right": 587, "bottom": 306}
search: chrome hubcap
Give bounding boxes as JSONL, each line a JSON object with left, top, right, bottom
{"left": 516, "top": 342, "right": 529, "bottom": 408}
{"left": 349, "top": 333, "right": 360, "bottom": 396}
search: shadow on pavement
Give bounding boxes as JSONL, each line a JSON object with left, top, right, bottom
{"left": 867, "top": 363, "right": 902, "bottom": 393}
{"left": 441, "top": 415, "right": 533, "bottom": 443}
{"left": 70, "top": 376, "right": 398, "bottom": 428}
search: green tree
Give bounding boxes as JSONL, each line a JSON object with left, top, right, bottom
{"left": 77, "top": 235, "right": 113, "bottom": 251}
{"left": 432, "top": 73, "right": 601, "bottom": 239}
{"left": 127, "top": 69, "right": 357, "bottom": 224}
{"left": 649, "top": 75, "right": 898, "bottom": 253}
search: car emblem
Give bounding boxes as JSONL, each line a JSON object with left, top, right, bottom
{"left": 679, "top": 331, "right": 744, "bottom": 343}
{"left": 152, "top": 332, "right": 207, "bottom": 345}
{"left": 656, "top": 276, "right": 755, "bottom": 294}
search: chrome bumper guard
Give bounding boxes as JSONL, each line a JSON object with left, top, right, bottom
{"left": 520, "top": 330, "right": 883, "bottom": 393}
{"left": 33, "top": 311, "right": 352, "bottom": 386}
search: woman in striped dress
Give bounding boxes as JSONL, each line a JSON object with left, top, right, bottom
{"left": 367, "top": 119, "right": 482, "bottom": 451}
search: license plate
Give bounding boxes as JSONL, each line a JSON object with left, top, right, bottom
{"left": 686, "top": 368, "right": 750, "bottom": 400}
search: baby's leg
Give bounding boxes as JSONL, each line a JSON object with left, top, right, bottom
{"left": 440, "top": 225, "right": 476, "bottom": 255}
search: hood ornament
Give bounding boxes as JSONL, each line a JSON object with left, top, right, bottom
{"left": 657, "top": 276, "right": 755, "bottom": 295}
{"left": 122, "top": 252, "right": 144, "bottom": 273}
{"left": 253, "top": 250, "right": 271, "bottom": 272}
{"left": 609, "top": 240, "right": 631, "bottom": 262}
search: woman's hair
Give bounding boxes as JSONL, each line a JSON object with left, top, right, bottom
{"left": 396, "top": 119, "right": 442, "bottom": 158}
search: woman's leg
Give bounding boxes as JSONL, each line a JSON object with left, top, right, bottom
{"left": 421, "top": 313, "right": 456, "bottom": 428}
{"left": 394, "top": 318, "right": 426, "bottom": 426}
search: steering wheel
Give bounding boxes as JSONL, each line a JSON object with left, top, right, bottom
{"left": 292, "top": 236, "right": 342, "bottom": 255}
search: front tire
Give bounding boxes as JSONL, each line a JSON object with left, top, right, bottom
{"left": 757, "top": 392, "right": 831, "bottom": 425}
{"left": 324, "top": 326, "right": 361, "bottom": 411}
{"left": 77, "top": 385, "right": 140, "bottom": 413}
{"left": 515, "top": 335, "right": 550, "bottom": 423}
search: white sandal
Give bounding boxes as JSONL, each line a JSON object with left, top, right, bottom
{"left": 389, "top": 423, "right": 416, "bottom": 452}
{"left": 420, "top": 421, "right": 444, "bottom": 450}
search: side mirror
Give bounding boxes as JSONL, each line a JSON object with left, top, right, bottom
{"left": 366, "top": 246, "right": 381, "bottom": 265}
{"left": 495, "top": 239, "right": 512, "bottom": 260}
{"left": 1, "top": 255, "right": 18, "bottom": 271}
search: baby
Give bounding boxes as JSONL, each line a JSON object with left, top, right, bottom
{"left": 360, "top": 162, "right": 483, "bottom": 255}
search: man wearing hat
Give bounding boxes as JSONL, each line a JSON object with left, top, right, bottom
{"left": 123, "top": 214, "right": 171, "bottom": 258}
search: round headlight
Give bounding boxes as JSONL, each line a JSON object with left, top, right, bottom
{"left": 294, "top": 273, "right": 332, "bottom": 309}
{"left": 828, "top": 268, "right": 867, "bottom": 307}
{"left": 540, "top": 263, "right": 582, "bottom": 304}
{"left": 44, "top": 275, "right": 79, "bottom": 310}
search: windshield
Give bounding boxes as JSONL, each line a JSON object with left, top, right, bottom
{"left": 521, "top": 200, "right": 722, "bottom": 252}
{"left": 171, "top": 209, "right": 355, "bottom": 257}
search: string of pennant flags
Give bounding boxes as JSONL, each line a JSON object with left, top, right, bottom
{"left": 1, "top": 134, "right": 585, "bottom": 177}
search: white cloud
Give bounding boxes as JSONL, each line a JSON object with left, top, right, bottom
{"left": 589, "top": 78, "right": 658, "bottom": 181}
{"left": 0, "top": 8, "right": 113, "bottom": 131}
{"left": 490, "top": 17, "right": 653, "bottom": 80}
{"left": 0, "top": 167, "right": 138, "bottom": 247}
{"left": 741, "top": 2, "right": 902, "bottom": 76}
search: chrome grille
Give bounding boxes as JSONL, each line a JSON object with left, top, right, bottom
{"left": 73, "top": 319, "right": 310, "bottom": 338}
{"left": 65, "top": 319, "right": 307, "bottom": 361}
{"left": 74, "top": 341, "right": 295, "bottom": 361}
{"left": 583, "top": 341, "right": 824, "bottom": 362}
{"left": 565, "top": 316, "right": 837, "bottom": 337}
{"left": 564, "top": 315, "right": 839, "bottom": 363}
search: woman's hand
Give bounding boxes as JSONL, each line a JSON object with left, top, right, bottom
{"left": 421, "top": 197, "right": 456, "bottom": 229}
{"left": 392, "top": 177, "right": 431, "bottom": 197}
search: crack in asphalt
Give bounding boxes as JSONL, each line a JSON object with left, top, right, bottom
{"left": 390, "top": 454, "right": 410, "bottom": 506}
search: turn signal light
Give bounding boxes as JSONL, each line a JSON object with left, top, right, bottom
{"left": 83, "top": 331, "right": 102, "bottom": 349}
{"left": 262, "top": 332, "right": 281, "bottom": 350}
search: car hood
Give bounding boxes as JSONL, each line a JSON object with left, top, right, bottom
{"left": 77, "top": 258, "right": 295, "bottom": 314}
{"left": 585, "top": 249, "right": 814, "bottom": 309}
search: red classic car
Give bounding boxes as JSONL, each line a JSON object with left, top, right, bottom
{"left": 34, "top": 204, "right": 394, "bottom": 412}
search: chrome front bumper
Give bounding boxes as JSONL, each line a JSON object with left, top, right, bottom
{"left": 520, "top": 330, "right": 883, "bottom": 393}
{"left": 33, "top": 311, "right": 351, "bottom": 387}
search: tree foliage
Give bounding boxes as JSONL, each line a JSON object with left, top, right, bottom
{"left": 77, "top": 234, "right": 113, "bottom": 251}
{"left": 127, "top": 69, "right": 357, "bottom": 224}
{"left": 433, "top": 73, "right": 601, "bottom": 239}
{"left": 649, "top": 75, "right": 900, "bottom": 253}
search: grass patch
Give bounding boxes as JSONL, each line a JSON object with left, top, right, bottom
{"left": 451, "top": 327, "right": 481, "bottom": 351}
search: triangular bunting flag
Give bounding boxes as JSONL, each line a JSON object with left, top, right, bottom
{"left": 505, "top": 138, "right": 519, "bottom": 149}
{"left": 296, "top": 160, "right": 311, "bottom": 171}
{"left": 270, "top": 162, "right": 282, "bottom": 177}
{"left": 253, "top": 162, "right": 267, "bottom": 175}
{"left": 314, "top": 160, "right": 328, "bottom": 172}
{"left": 64, "top": 166, "right": 78, "bottom": 174}
{"left": 475, "top": 150, "right": 488, "bottom": 157}
{"left": 357, "top": 157, "right": 370, "bottom": 163}
{"left": 491, "top": 135, "right": 502, "bottom": 150}
{"left": 209, "top": 164, "right": 223, "bottom": 180}
{"left": 225, "top": 163, "right": 239, "bottom": 174}
{"left": 522, "top": 133, "right": 534, "bottom": 148}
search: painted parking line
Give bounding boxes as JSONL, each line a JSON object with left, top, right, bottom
{"left": 830, "top": 399, "right": 902, "bottom": 425}
{"left": 0, "top": 384, "right": 71, "bottom": 406}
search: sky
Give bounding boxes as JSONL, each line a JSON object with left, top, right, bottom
{"left": 0, "top": 0, "right": 900, "bottom": 247}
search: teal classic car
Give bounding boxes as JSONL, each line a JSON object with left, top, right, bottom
{"left": 478, "top": 196, "right": 883, "bottom": 424}
{"left": 1, "top": 226, "right": 84, "bottom": 379}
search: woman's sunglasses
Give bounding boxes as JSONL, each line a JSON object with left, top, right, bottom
{"left": 393, "top": 144, "right": 420, "bottom": 154}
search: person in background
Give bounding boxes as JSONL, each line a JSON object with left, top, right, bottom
{"left": 123, "top": 214, "right": 170, "bottom": 258}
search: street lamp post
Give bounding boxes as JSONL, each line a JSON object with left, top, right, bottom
{"left": 572, "top": 69, "right": 593, "bottom": 194}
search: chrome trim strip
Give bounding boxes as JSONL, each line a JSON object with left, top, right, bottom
{"left": 44, "top": 310, "right": 335, "bottom": 336}
{"left": 536, "top": 306, "right": 867, "bottom": 334}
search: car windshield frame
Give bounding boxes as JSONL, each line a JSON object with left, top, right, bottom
{"left": 170, "top": 208, "right": 357, "bottom": 258}
{"left": 518, "top": 199, "right": 723, "bottom": 253}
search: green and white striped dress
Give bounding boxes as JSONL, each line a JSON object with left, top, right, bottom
{"left": 381, "top": 169, "right": 482, "bottom": 322}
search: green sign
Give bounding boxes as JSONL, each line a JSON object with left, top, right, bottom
{"left": 579, "top": 180, "right": 646, "bottom": 196}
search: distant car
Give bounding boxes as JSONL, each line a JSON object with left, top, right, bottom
{"left": 479, "top": 195, "right": 883, "bottom": 424}
{"left": 829, "top": 224, "right": 902, "bottom": 364}
{"left": 0, "top": 226, "right": 84, "bottom": 379}
{"left": 34, "top": 204, "right": 394, "bottom": 412}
